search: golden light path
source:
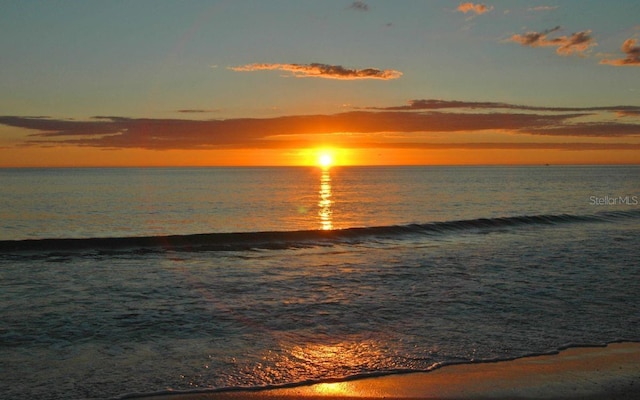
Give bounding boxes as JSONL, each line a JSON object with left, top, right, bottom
{"left": 313, "top": 148, "right": 335, "bottom": 230}
{"left": 318, "top": 167, "right": 333, "bottom": 230}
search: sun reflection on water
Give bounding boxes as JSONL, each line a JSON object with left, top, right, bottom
{"left": 318, "top": 168, "right": 333, "bottom": 230}
{"left": 312, "top": 381, "right": 354, "bottom": 396}
{"left": 276, "top": 340, "right": 390, "bottom": 396}
{"left": 287, "top": 340, "right": 386, "bottom": 375}
{"left": 268, "top": 335, "right": 398, "bottom": 398}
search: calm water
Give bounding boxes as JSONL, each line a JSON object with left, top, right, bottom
{"left": 1, "top": 166, "right": 639, "bottom": 399}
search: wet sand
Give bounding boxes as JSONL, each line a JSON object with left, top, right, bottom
{"left": 137, "top": 342, "right": 640, "bottom": 399}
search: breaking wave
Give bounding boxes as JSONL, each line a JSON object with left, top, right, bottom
{"left": 1, "top": 210, "right": 638, "bottom": 254}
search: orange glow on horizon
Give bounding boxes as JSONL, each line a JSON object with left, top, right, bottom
{"left": 299, "top": 147, "right": 351, "bottom": 167}
{"left": 0, "top": 145, "right": 638, "bottom": 168}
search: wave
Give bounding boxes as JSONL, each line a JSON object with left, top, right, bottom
{"left": 116, "top": 340, "right": 640, "bottom": 399}
{"left": 2, "top": 210, "right": 638, "bottom": 254}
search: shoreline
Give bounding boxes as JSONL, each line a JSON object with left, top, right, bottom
{"left": 132, "top": 342, "right": 640, "bottom": 400}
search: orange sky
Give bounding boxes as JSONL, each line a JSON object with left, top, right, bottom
{"left": 1, "top": 105, "right": 639, "bottom": 166}
{"left": 2, "top": 145, "right": 638, "bottom": 168}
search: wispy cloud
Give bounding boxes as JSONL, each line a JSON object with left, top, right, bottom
{"left": 348, "top": 1, "right": 369, "bottom": 12}
{"left": 2, "top": 99, "right": 638, "bottom": 152}
{"left": 508, "top": 26, "right": 596, "bottom": 56}
{"left": 368, "top": 99, "right": 640, "bottom": 113}
{"left": 1, "top": 111, "right": 572, "bottom": 142}
{"left": 525, "top": 123, "right": 640, "bottom": 137}
{"left": 355, "top": 142, "right": 640, "bottom": 151}
{"left": 528, "top": 5, "right": 559, "bottom": 11}
{"left": 457, "top": 2, "right": 493, "bottom": 15}
{"left": 229, "top": 63, "right": 402, "bottom": 80}
{"left": 176, "top": 109, "right": 220, "bottom": 114}
{"left": 600, "top": 38, "right": 640, "bottom": 66}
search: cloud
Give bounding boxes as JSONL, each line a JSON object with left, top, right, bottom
{"left": 524, "top": 123, "right": 640, "bottom": 137}
{"left": 528, "top": 5, "right": 559, "bottom": 11}
{"left": 508, "top": 26, "right": 597, "bottom": 56}
{"left": 229, "top": 63, "right": 402, "bottom": 80}
{"left": 369, "top": 99, "right": 529, "bottom": 111}
{"left": 600, "top": 38, "right": 640, "bottom": 66}
{"left": 354, "top": 142, "right": 640, "bottom": 151}
{"left": 176, "top": 109, "right": 219, "bottom": 114}
{"left": 2, "top": 112, "right": 637, "bottom": 152}
{"left": 348, "top": 1, "right": 369, "bottom": 11}
{"left": 457, "top": 2, "right": 493, "bottom": 15}
{"left": 510, "top": 25, "right": 562, "bottom": 45}
{"left": 368, "top": 98, "right": 640, "bottom": 113}
{"left": 2, "top": 99, "right": 638, "bottom": 152}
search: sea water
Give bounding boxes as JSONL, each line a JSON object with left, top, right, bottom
{"left": 0, "top": 166, "right": 639, "bottom": 399}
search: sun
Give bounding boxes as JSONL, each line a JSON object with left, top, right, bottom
{"left": 303, "top": 147, "right": 348, "bottom": 167}
{"left": 318, "top": 152, "right": 334, "bottom": 168}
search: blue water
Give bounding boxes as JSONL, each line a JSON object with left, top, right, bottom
{"left": 1, "top": 166, "right": 639, "bottom": 399}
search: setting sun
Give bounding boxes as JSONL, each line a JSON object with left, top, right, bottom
{"left": 318, "top": 152, "right": 334, "bottom": 168}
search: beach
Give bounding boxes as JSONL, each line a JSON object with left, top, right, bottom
{"left": 137, "top": 342, "right": 640, "bottom": 400}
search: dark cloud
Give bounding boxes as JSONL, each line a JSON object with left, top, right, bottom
{"left": 600, "top": 38, "right": 640, "bottom": 66}
{"left": 176, "top": 109, "right": 220, "bottom": 114}
{"left": 348, "top": 1, "right": 369, "bottom": 12}
{"left": 508, "top": 26, "right": 596, "bottom": 55}
{"left": 369, "top": 99, "right": 640, "bottom": 113}
{"left": 371, "top": 99, "right": 527, "bottom": 111}
{"left": 229, "top": 63, "right": 402, "bottom": 80}
{"left": 525, "top": 122, "right": 640, "bottom": 137}
{"left": 352, "top": 142, "right": 640, "bottom": 150}
{"left": 0, "top": 111, "right": 627, "bottom": 151}
{"left": 371, "top": 100, "right": 640, "bottom": 138}
{"left": 510, "top": 26, "right": 561, "bottom": 46}
{"left": 0, "top": 116, "right": 130, "bottom": 137}
{"left": 2, "top": 99, "right": 638, "bottom": 151}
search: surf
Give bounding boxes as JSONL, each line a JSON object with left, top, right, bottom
{"left": 1, "top": 209, "right": 637, "bottom": 254}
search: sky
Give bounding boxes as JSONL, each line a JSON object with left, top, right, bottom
{"left": 1, "top": 0, "right": 639, "bottom": 167}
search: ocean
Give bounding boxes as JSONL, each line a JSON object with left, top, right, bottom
{"left": 1, "top": 166, "right": 639, "bottom": 399}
